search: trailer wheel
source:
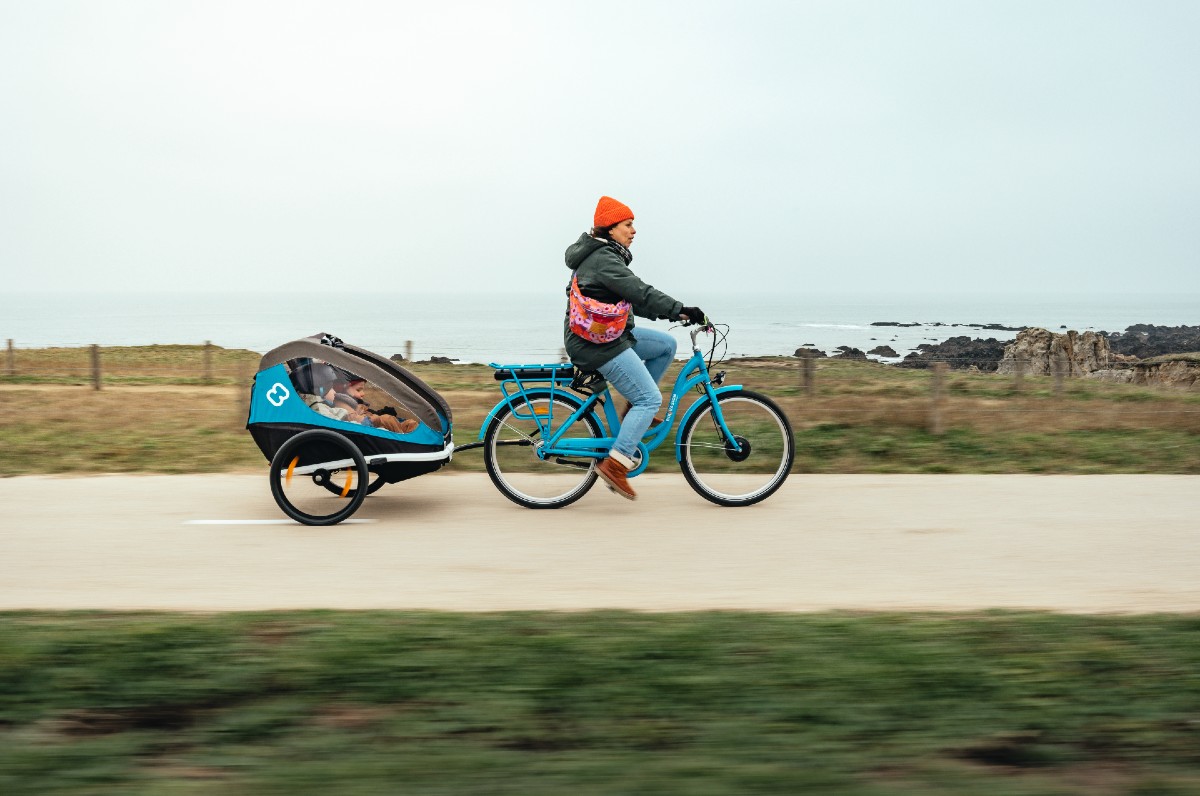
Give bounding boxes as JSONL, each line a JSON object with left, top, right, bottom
{"left": 269, "top": 429, "right": 370, "bottom": 525}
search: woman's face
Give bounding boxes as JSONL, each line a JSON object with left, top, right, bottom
{"left": 609, "top": 219, "right": 636, "bottom": 248}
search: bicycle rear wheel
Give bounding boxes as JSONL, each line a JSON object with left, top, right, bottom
{"left": 483, "top": 393, "right": 603, "bottom": 509}
{"left": 269, "top": 429, "right": 370, "bottom": 525}
{"left": 678, "top": 390, "right": 794, "bottom": 506}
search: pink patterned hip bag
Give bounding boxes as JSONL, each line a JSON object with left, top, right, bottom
{"left": 568, "top": 275, "right": 632, "bottom": 344}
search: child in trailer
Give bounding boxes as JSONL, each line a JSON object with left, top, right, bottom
{"left": 333, "top": 376, "right": 419, "bottom": 435}
{"left": 296, "top": 361, "right": 420, "bottom": 435}
{"left": 301, "top": 385, "right": 372, "bottom": 426}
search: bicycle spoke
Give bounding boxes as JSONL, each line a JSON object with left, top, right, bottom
{"left": 679, "top": 391, "right": 794, "bottom": 506}
{"left": 484, "top": 394, "right": 601, "bottom": 509}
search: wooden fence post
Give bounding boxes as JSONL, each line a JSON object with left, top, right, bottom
{"left": 91, "top": 344, "right": 102, "bottom": 391}
{"left": 405, "top": 340, "right": 413, "bottom": 362}
{"left": 800, "top": 349, "right": 816, "bottom": 395}
{"left": 1052, "top": 353, "right": 1066, "bottom": 396}
{"left": 234, "top": 359, "right": 252, "bottom": 428}
{"left": 929, "top": 361, "right": 947, "bottom": 435}
{"left": 5, "top": 339, "right": 13, "bottom": 377}
{"left": 203, "top": 340, "right": 214, "bottom": 384}
{"left": 1012, "top": 355, "right": 1025, "bottom": 392}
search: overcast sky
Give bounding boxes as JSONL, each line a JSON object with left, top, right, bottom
{"left": 2, "top": 0, "right": 1197, "bottom": 296}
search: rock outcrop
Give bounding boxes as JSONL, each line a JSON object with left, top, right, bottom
{"left": 996, "top": 328, "right": 1111, "bottom": 376}
{"left": 794, "top": 346, "right": 828, "bottom": 358}
{"left": 1106, "top": 325, "right": 1200, "bottom": 359}
{"left": 1083, "top": 369, "right": 1134, "bottom": 384}
{"left": 831, "top": 346, "right": 867, "bottom": 360}
{"left": 898, "top": 336, "right": 1007, "bottom": 371}
{"left": 1092, "top": 355, "right": 1200, "bottom": 388}
{"left": 1131, "top": 355, "right": 1200, "bottom": 390}
{"left": 868, "top": 345, "right": 899, "bottom": 357}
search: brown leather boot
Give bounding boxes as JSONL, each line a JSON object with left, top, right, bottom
{"left": 596, "top": 456, "right": 637, "bottom": 501}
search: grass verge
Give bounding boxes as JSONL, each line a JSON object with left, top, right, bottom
{"left": 2, "top": 349, "right": 1198, "bottom": 476}
{"left": 2, "top": 611, "right": 1199, "bottom": 794}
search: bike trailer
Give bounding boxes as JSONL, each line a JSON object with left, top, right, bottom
{"left": 247, "top": 333, "right": 454, "bottom": 487}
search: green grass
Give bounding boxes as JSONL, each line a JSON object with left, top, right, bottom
{"left": 2, "top": 611, "right": 1199, "bottom": 794}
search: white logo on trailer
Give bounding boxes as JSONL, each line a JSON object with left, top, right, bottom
{"left": 266, "top": 383, "right": 291, "bottom": 407}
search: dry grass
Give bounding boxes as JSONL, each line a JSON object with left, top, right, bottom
{"left": 2, "top": 343, "right": 260, "bottom": 384}
{"left": 0, "top": 384, "right": 262, "bottom": 474}
{"left": 2, "top": 348, "right": 1198, "bottom": 475}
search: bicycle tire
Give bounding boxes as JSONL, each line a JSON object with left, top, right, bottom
{"left": 483, "top": 392, "right": 603, "bottom": 509}
{"left": 269, "top": 429, "right": 370, "bottom": 525}
{"left": 678, "top": 390, "right": 794, "bottom": 507}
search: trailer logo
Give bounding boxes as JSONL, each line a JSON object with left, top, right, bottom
{"left": 266, "top": 382, "right": 291, "bottom": 407}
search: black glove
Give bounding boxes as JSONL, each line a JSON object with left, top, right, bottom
{"left": 375, "top": 405, "right": 398, "bottom": 417}
{"left": 680, "top": 306, "right": 707, "bottom": 326}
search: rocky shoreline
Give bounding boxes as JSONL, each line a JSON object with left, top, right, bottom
{"left": 1104, "top": 324, "right": 1200, "bottom": 359}
{"left": 794, "top": 324, "right": 1200, "bottom": 388}
{"left": 870, "top": 321, "right": 1026, "bottom": 333}
{"left": 798, "top": 323, "right": 1200, "bottom": 361}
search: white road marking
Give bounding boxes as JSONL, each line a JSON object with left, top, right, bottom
{"left": 185, "top": 519, "right": 378, "bottom": 525}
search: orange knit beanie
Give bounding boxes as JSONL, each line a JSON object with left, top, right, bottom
{"left": 594, "top": 196, "right": 634, "bottom": 229}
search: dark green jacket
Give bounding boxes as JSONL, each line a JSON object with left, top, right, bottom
{"left": 562, "top": 233, "right": 684, "bottom": 372}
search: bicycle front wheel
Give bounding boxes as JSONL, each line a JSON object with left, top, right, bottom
{"left": 678, "top": 390, "right": 794, "bottom": 506}
{"left": 483, "top": 393, "right": 603, "bottom": 509}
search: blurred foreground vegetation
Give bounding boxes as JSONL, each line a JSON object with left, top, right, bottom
{"left": 2, "top": 611, "right": 1199, "bottom": 794}
{"left": 1, "top": 345, "right": 1197, "bottom": 475}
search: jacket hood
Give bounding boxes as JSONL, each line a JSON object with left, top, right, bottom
{"left": 564, "top": 233, "right": 607, "bottom": 271}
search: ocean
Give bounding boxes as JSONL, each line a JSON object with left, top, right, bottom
{"left": 5, "top": 291, "right": 1197, "bottom": 364}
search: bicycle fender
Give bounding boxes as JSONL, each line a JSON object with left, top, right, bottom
{"left": 673, "top": 385, "right": 744, "bottom": 461}
{"left": 477, "top": 387, "right": 591, "bottom": 440}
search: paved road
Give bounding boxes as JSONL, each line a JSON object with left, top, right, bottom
{"left": 2, "top": 473, "right": 1197, "bottom": 613}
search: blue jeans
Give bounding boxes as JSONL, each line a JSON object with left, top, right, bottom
{"left": 597, "top": 327, "right": 677, "bottom": 461}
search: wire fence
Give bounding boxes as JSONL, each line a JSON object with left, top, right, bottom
{"left": 3, "top": 339, "right": 1198, "bottom": 438}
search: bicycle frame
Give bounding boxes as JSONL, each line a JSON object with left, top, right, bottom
{"left": 481, "top": 328, "right": 745, "bottom": 478}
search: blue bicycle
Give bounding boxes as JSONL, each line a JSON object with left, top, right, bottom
{"left": 479, "top": 323, "right": 795, "bottom": 508}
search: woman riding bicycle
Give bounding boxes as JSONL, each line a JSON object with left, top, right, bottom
{"left": 563, "top": 195, "right": 705, "bottom": 500}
